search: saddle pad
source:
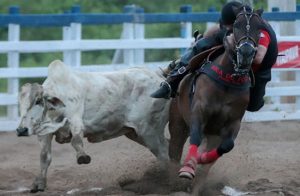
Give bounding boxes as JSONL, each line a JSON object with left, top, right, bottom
{"left": 197, "top": 62, "right": 251, "bottom": 90}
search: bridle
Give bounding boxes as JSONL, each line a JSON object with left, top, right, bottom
{"left": 232, "top": 6, "right": 261, "bottom": 75}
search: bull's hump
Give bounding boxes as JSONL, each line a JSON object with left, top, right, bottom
{"left": 48, "top": 60, "right": 71, "bottom": 80}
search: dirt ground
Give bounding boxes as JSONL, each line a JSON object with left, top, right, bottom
{"left": 0, "top": 121, "right": 300, "bottom": 196}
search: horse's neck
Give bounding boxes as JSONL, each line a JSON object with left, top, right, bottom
{"left": 214, "top": 51, "right": 233, "bottom": 68}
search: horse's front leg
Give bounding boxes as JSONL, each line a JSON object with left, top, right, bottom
{"left": 192, "top": 135, "right": 221, "bottom": 195}
{"left": 31, "top": 134, "right": 53, "bottom": 193}
{"left": 196, "top": 137, "right": 234, "bottom": 164}
{"left": 196, "top": 121, "right": 239, "bottom": 164}
{"left": 178, "top": 102, "right": 204, "bottom": 180}
{"left": 192, "top": 122, "right": 240, "bottom": 195}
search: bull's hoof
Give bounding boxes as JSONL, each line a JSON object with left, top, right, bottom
{"left": 31, "top": 177, "right": 46, "bottom": 193}
{"left": 77, "top": 154, "right": 91, "bottom": 164}
{"left": 30, "top": 187, "right": 44, "bottom": 193}
{"left": 178, "top": 165, "right": 195, "bottom": 180}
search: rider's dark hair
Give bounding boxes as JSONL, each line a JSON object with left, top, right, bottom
{"left": 220, "top": 1, "right": 243, "bottom": 25}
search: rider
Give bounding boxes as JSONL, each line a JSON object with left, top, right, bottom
{"left": 150, "top": 1, "right": 278, "bottom": 113}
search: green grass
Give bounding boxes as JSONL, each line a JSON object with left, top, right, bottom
{"left": 0, "top": 106, "right": 7, "bottom": 117}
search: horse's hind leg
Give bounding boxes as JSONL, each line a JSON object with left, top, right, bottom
{"left": 169, "top": 98, "right": 189, "bottom": 162}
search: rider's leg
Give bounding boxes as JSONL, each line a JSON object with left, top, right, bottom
{"left": 160, "top": 59, "right": 178, "bottom": 77}
{"left": 150, "top": 37, "right": 218, "bottom": 99}
{"left": 150, "top": 62, "right": 188, "bottom": 99}
{"left": 247, "top": 69, "right": 271, "bottom": 112}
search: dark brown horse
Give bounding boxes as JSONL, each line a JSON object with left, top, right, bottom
{"left": 168, "top": 6, "right": 264, "bottom": 194}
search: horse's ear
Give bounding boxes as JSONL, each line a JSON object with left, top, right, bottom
{"left": 255, "top": 8, "right": 264, "bottom": 16}
{"left": 232, "top": 5, "right": 241, "bottom": 15}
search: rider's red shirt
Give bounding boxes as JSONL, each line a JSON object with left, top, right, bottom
{"left": 252, "top": 30, "right": 271, "bottom": 72}
{"left": 259, "top": 30, "right": 271, "bottom": 48}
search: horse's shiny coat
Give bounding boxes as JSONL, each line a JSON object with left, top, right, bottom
{"left": 168, "top": 6, "right": 263, "bottom": 195}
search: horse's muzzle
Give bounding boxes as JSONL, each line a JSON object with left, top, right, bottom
{"left": 16, "top": 127, "right": 29, "bottom": 137}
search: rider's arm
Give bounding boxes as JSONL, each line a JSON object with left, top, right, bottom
{"left": 180, "top": 27, "right": 226, "bottom": 65}
{"left": 203, "top": 24, "right": 221, "bottom": 38}
{"left": 252, "top": 30, "right": 270, "bottom": 72}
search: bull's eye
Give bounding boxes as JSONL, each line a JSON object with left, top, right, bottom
{"left": 35, "top": 98, "right": 42, "bottom": 105}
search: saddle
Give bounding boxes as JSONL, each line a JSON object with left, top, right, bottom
{"left": 187, "top": 45, "right": 224, "bottom": 73}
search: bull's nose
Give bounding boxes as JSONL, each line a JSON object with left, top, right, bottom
{"left": 16, "top": 127, "right": 29, "bottom": 137}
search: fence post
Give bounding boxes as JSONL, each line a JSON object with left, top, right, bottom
{"left": 180, "top": 5, "right": 192, "bottom": 55}
{"left": 296, "top": 4, "right": 300, "bottom": 35}
{"left": 123, "top": 5, "right": 135, "bottom": 66}
{"left": 134, "top": 7, "right": 145, "bottom": 65}
{"left": 63, "top": 6, "right": 82, "bottom": 67}
{"left": 70, "top": 5, "right": 82, "bottom": 67}
{"left": 63, "top": 10, "right": 72, "bottom": 66}
{"left": 269, "top": 7, "right": 281, "bottom": 34}
{"left": 7, "top": 6, "right": 20, "bottom": 120}
{"left": 206, "top": 6, "right": 217, "bottom": 29}
{"left": 269, "top": 7, "right": 281, "bottom": 107}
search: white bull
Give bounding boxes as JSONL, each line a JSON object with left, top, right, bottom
{"left": 16, "top": 60, "right": 170, "bottom": 193}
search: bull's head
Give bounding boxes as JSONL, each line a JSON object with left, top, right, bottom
{"left": 16, "top": 83, "right": 68, "bottom": 136}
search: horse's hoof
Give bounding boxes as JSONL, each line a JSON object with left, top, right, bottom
{"left": 77, "top": 155, "right": 91, "bottom": 164}
{"left": 178, "top": 166, "right": 195, "bottom": 180}
{"left": 179, "top": 171, "right": 194, "bottom": 180}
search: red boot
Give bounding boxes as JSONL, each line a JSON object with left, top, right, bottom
{"left": 197, "top": 148, "right": 220, "bottom": 164}
{"left": 178, "top": 145, "right": 198, "bottom": 180}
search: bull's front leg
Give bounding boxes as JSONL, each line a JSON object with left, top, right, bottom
{"left": 31, "top": 134, "right": 53, "bottom": 193}
{"left": 70, "top": 119, "right": 91, "bottom": 164}
{"left": 71, "top": 134, "right": 91, "bottom": 164}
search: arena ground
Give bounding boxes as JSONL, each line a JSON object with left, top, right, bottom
{"left": 0, "top": 121, "right": 299, "bottom": 196}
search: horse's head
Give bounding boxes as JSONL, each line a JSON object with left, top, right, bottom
{"left": 225, "top": 5, "right": 264, "bottom": 75}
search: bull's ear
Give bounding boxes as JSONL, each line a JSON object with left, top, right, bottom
{"left": 44, "top": 96, "right": 65, "bottom": 109}
{"left": 19, "top": 83, "right": 32, "bottom": 98}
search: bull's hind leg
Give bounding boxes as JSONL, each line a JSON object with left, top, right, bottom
{"left": 125, "top": 127, "right": 169, "bottom": 162}
{"left": 169, "top": 98, "right": 189, "bottom": 162}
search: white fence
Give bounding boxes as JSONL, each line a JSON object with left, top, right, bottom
{"left": 1, "top": 13, "right": 300, "bottom": 131}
